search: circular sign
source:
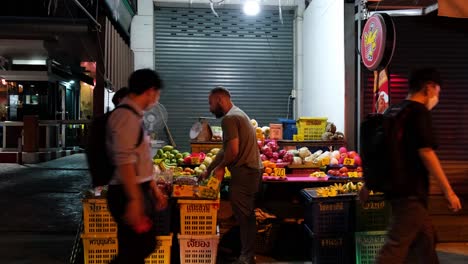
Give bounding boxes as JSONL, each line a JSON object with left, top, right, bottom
{"left": 361, "top": 13, "right": 396, "bottom": 71}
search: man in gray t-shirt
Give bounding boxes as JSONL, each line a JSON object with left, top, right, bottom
{"left": 205, "top": 86, "right": 262, "bottom": 264}
{"left": 106, "top": 69, "right": 167, "bottom": 264}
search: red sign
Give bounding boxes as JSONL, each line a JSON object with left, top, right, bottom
{"left": 361, "top": 14, "right": 395, "bottom": 71}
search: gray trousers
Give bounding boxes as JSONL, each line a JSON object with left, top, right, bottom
{"left": 376, "top": 197, "right": 439, "bottom": 264}
{"left": 229, "top": 166, "right": 262, "bottom": 260}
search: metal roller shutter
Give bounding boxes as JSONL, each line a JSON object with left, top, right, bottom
{"left": 362, "top": 16, "right": 468, "bottom": 161}
{"left": 154, "top": 7, "right": 294, "bottom": 151}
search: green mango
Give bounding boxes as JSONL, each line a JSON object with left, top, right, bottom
{"left": 182, "top": 152, "right": 191, "bottom": 158}
{"left": 157, "top": 149, "right": 164, "bottom": 157}
{"left": 175, "top": 153, "right": 183, "bottom": 159}
{"left": 171, "top": 149, "right": 179, "bottom": 155}
{"left": 162, "top": 145, "right": 174, "bottom": 152}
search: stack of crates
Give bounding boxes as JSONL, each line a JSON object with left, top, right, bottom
{"left": 295, "top": 117, "right": 328, "bottom": 140}
{"left": 80, "top": 197, "right": 173, "bottom": 264}
{"left": 354, "top": 195, "right": 391, "bottom": 264}
{"left": 177, "top": 199, "right": 220, "bottom": 264}
{"left": 301, "top": 189, "right": 355, "bottom": 264}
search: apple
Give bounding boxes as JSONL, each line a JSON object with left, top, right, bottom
{"left": 347, "top": 151, "right": 356, "bottom": 159}
{"left": 339, "top": 147, "right": 348, "bottom": 154}
{"left": 340, "top": 152, "right": 348, "bottom": 159}
{"left": 339, "top": 167, "right": 349, "bottom": 173}
{"left": 354, "top": 156, "right": 362, "bottom": 166}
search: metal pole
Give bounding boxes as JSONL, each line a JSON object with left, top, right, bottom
{"left": 17, "top": 137, "right": 22, "bottom": 165}
{"left": 71, "top": 0, "right": 102, "bottom": 30}
{"left": 356, "top": 0, "right": 364, "bottom": 153}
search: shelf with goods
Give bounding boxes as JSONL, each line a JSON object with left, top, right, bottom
{"left": 258, "top": 138, "right": 363, "bottom": 183}
{"left": 277, "top": 139, "right": 346, "bottom": 149}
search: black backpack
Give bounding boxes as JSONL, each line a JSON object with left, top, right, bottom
{"left": 360, "top": 102, "right": 412, "bottom": 193}
{"left": 86, "top": 104, "right": 144, "bottom": 187}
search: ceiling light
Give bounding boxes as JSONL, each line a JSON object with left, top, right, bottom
{"left": 243, "top": 0, "right": 260, "bottom": 16}
{"left": 12, "top": 59, "right": 47, "bottom": 65}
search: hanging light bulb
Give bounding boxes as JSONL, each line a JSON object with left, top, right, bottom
{"left": 243, "top": 0, "right": 261, "bottom": 16}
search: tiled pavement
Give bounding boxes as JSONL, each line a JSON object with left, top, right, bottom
{"left": 0, "top": 154, "right": 466, "bottom": 263}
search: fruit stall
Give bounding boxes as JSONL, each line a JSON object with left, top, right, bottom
{"left": 79, "top": 116, "right": 390, "bottom": 264}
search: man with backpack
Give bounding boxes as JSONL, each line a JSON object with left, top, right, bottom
{"left": 361, "top": 67, "right": 462, "bottom": 263}
{"left": 105, "top": 69, "right": 167, "bottom": 264}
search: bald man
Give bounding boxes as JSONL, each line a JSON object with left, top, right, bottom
{"left": 204, "top": 86, "right": 262, "bottom": 264}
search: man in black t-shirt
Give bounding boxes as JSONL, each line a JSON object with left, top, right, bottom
{"left": 362, "top": 68, "right": 462, "bottom": 264}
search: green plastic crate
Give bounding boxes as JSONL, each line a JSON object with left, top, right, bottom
{"left": 355, "top": 231, "right": 387, "bottom": 264}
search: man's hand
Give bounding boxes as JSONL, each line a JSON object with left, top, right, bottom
{"left": 213, "top": 166, "right": 225, "bottom": 182}
{"left": 199, "top": 171, "right": 209, "bottom": 182}
{"left": 124, "top": 199, "right": 146, "bottom": 231}
{"left": 154, "top": 186, "right": 168, "bottom": 211}
{"left": 445, "top": 192, "right": 462, "bottom": 212}
{"left": 151, "top": 181, "right": 168, "bottom": 211}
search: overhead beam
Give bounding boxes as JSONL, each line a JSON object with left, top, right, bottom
{"left": 153, "top": 0, "right": 298, "bottom": 9}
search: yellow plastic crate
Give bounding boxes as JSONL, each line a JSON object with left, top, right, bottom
{"left": 178, "top": 234, "right": 220, "bottom": 264}
{"left": 178, "top": 199, "right": 220, "bottom": 235}
{"left": 81, "top": 233, "right": 173, "bottom": 264}
{"left": 82, "top": 198, "right": 117, "bottom": 233}
{"left": 145, "top": 235, "right": 173, "bottom": 264}
{"left": 296, "top": 117, "right": 328, "bottom": 140}
{"left": 81, "top": 233, "right": 117, "bottom": 264}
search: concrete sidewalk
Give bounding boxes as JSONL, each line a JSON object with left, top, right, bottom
{"left": 0, "top": 154, "right": 466, "bottom": 263}
{"left": 0, "top": 154, "right": 89, "bottom": 264}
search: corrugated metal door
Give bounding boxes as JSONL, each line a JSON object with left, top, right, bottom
{"left": 362, "top": 16, "right": 468, "bottom": 160}
{"left": 154, "top": 7, "right": 294, "bottom": 151}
